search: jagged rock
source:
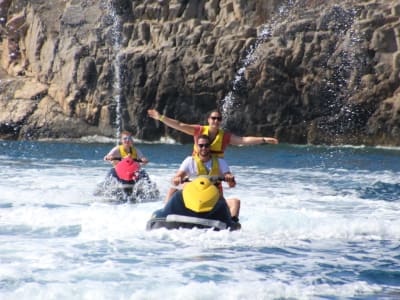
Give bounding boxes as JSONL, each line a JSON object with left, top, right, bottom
{"left": 0, "top": 0, "right": 399, "bottom": 146}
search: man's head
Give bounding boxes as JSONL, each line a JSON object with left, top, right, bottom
{"left": 196, "top": 134, "right": 211, "bottom": 160}
{"left": 120, "top": 131, "right": 133, "bottom": 145}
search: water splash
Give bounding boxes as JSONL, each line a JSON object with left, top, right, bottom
{"left": 220, "top": 25, "right": 272, "bottom": 122}
{"left": 105, "top": 0, "right": 123, "bottom": 144}
{"left": 221, "top": 0, "right": 295, "bottom": 124}
{"left": 317, "top": 6, "right": 366, "bottom": 136}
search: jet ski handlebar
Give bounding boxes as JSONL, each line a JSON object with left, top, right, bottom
{"left": 181, "top": 175, "right": 229, "bottom": 184}
{"left": 110, "top": 157, "right": 143, "bottom": 163}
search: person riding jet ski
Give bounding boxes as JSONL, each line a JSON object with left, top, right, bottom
{"left": 146, "top": 176, "right": 241, "bottom": 231}
{"left": 147, "top": 134, "right": 241, "bottom": 230}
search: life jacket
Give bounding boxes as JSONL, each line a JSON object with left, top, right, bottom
{"left": 193, "top": 126, "right": 231, "bottom": 158}
{"left": 193, "top": 154, "right": 220, "bottom": 176}
{"left": 119, "top": 145, "right": 138, "bottom": 159}
{"left": 193, "top": 154, "right": 223, "bottom": 194}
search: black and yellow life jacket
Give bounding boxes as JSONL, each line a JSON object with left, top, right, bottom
{"left": 118, "top": 145, "right": 138, "bottom": 159}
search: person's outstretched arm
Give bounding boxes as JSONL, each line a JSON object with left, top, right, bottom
{"left": 148, "top": 109, "right": 198, "bottom": 136}
{"left": 230, "top": 134, "right": 279, "bottom": 146}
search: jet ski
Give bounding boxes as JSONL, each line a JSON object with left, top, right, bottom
{"left": 146, "top": 176, "right": 241, "bottom": 231}
{"left": 94, "top": 157, "right": 160, "bottom": 203}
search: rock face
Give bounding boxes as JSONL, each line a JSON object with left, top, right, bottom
{"left": 0, "top": 0, "right": 399, "bottom": 146}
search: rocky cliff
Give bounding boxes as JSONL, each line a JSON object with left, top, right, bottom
{"left": 0, "top": 0, "right": 399, "bottom": 146}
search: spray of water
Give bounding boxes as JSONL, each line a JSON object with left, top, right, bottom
{"left": 221, "top": 0, "right": 295, "bottom": 124}
{"left": 106, "top": 0, "right": 123, "bottom": 145}
{"left": 317, "top": 6, "right": 365, "bottom": 136}
{"left": 220, "top": 25, "right": 272, "bottom": 122}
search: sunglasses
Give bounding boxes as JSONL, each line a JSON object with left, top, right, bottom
{"left": 210, "top": 116, "right": 222, "bottom": 121}
{"left": 122, "top": 137, "right": 132, "bottom": 141}
{"left": 198, "top": 143, "right": 210, "bottom": 148}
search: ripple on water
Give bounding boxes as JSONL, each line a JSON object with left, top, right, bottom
{"left": 0, "top": 224, "right": 82, "bottom": 238}
{"left": 358, "top": 181, "right": 400, "bottom": 202}
{"left": 359, "top": 269, "right": 400, "bottom": 286}
{"left": 0, "top": 202, "right": 13, "bottom": 208}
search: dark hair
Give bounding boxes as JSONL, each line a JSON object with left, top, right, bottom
{"left": 197, "top": 134, "right": 211, "bottom": 143}
{"left": 207, "top": 109, "right": 222, "bottom": 119}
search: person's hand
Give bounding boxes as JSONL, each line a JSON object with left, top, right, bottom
{"left": 264, "top": 137, "right": 279, "bottom": 144}
{"left": 147, "top": 109, "right": 161, "bottom": 120}
{"left": 140, "top": 157, "right": 149, "bottom": 165}
{"left": 224, "top": 174, "right": 236, "bottom": 188}
{"left": 172, "top": 175, "right": 182, "bottom": 186}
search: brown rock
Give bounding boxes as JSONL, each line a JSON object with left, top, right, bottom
{"left": 0, "top": 0, "right": 399, "bottom": 146}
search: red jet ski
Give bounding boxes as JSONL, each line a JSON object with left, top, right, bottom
{"left": 95, "top": 157, "right": 160, "bottom": 203}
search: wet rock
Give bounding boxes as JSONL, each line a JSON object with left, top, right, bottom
{"left": 0, "top": 0, "right": 398, "bottom": 146}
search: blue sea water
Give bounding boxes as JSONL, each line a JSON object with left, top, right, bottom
{"left": 0, "top": 139, "right": 400, "bottom": 299}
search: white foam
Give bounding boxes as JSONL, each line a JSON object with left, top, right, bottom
{"left": 1, "top": 146, "right": 399, "bottom": 299}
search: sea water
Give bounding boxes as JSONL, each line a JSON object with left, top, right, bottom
{"left": 0, "top": 140, "right": 400, "bottom": 299}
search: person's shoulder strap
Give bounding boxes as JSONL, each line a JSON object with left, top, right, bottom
{"left": 210, "top": 155, "right": 220, "bottom": 176}
{"left": 130, "top": 146, "right": 138, "bottom": 159}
